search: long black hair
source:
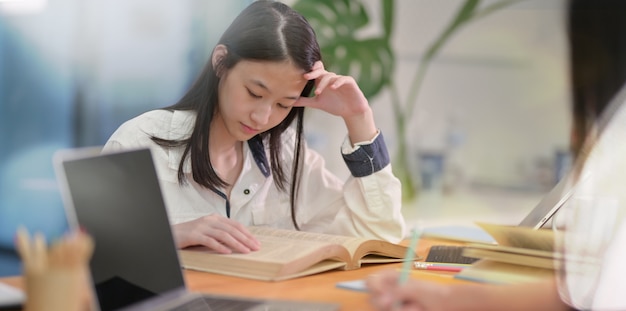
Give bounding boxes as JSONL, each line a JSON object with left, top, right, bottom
{"left": 152, "top": 0, "right": 321, "bottom": 229}
{"left": 568, "top": 0, "right": 626, "bottom": 159}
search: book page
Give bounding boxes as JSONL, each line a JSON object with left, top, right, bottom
{"left": 464, "top": 243, "right": 556, "bottom": 258}
{"left": 184, "top": 234, "right": 351, "bottom": 264}
{"left": 249, "top": 226, "right": 367, "bottom": 246}
{"left": 352, "top": 240, "right": 409, "bottom": 264}
{"left": 476, "top": 222, "right": 556, "bottom": 251}
{"left": 462, "top": 247, "right": 556, "bottom": 269}
{"left": 248, "top": 227, "right": 407, "bottom": 267}
{"left": 249, "top": 226, "right": 371, "bottom": 258}
{"left": 179, "top": 235, "right": 351, "bottom": 281}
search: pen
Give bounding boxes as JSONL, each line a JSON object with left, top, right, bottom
{"left": 413, "top": 262, "right": 470, "bottom": 272}
{"left": 393, "top": 227, "right": 421, "bottom": 310}
{"left": 398, "top": 227, "right": 421, "bottom": 284}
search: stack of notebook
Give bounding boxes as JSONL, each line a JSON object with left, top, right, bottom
{"left": 452, "top": 223, "right": 558, "bottom": 284}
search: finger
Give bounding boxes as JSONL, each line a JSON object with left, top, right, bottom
{"left": 207, "top": 227, "right": 258, "bottom": 254}
{"left": 196, "top": 235, "right": 234, "bottom": 254}
{"left": 32, "top": 232, "right": 48, "bottom": 272}
{"left": 77, "top": 232, "right": 95, "bottom": 262}
{"left": 366, "top": 271, "right": 402, "bottom": 310}
{"left": 213, "top": 218, "right": 261, "bottom": 250}
{"left": 15, "top": 226, "right": 31, "bottom": 263}
{"left": 303, "top": 61, "right": 327, "bottom": 80}
{"left": 313, "top": 60, "right": 324, "bottom": 70}
{"left": 293, "top": 95, "right": 316, "bottom": 108}
{"left": 304, "top": 61, "right": 324, "bottom": 76}
{"left": 392, "top": 280, "right": 440, "bottom": 311}
{"left": 48, "top": 238, "right": 64, "bottom": 267}
{"left": 75, "top": 228, "right": 95, "bottom": 261}
{"left": 54, "top": 232, "right": 82, "bottom": 267}
{"left": 303, "top": 68, "right": 326, "bottom": 82}
{"left": 314, "top": 73, "right": 339, "bottom": 95}
{"left": 365, "top": 273, "right": 384, "bottom": 293}
{"left": 328, "top": 75, "right": 354, "bottom": 90}
{"left": 369, "top": 291, "right": 395, "bottom": 311}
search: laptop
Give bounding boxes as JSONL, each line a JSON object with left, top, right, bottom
{"left": 517, "top": 172, "right": 576, "bottom": 229}
{"left": 54, "top": 147, "right": 340, "bottom": 311}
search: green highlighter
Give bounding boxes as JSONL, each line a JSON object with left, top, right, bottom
{"left": 399, "top": 227, "right": 421, "bottom": 284}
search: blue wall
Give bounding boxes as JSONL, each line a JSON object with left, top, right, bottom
{"left": 0, "top": 0, "right": 247, "bottom": 277}
{"left": 0, "top": 9, "right": 75, "bottom": 276}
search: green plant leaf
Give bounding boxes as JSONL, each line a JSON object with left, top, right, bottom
{"left": 423, "top": 0, "right": 480, "bottom": 62}
{"left": 293, "top": 0, "right": 395, "bottom": 99}
{"left": 382, "top": 0, "right": 394, "bottom": 40}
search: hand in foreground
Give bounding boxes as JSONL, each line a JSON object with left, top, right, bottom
{"left": 367, "top": 269, "right": 569, "bottom": 311}
{"left": 366, "top": 269, "right": 456, "bottom": 311}
{"left": 15, "top": 227, "right": 94, "bottom": 311}
{"left": 172, "top": 214, "right": 261, "bottom": 254}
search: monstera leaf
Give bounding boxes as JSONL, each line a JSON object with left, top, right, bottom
{"left": 293, "top": 0, "right": 395, "bottom": 99}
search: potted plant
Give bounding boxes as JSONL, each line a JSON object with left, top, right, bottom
{"left": 293, "top": 0, "right": 524, "bottom": 201}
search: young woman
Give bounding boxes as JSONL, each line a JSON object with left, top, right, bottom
{"left": 102, "top": 0, "right": 405, "bottom": 254}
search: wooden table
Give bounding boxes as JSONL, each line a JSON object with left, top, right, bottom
{"left": 1, "top": 238, "right": 469, "bottom": 311}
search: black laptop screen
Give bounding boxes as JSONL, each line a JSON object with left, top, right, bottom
{"left": 59, "top": 149, "right": 185, "bottom": 311}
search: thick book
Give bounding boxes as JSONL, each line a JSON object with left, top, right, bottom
{"left": 178, "top": 226, "right": 412, "bottom": 281}
{"left": 461, "top": 222, "right": 560, "bottom": 269}
{"left": 453, "top": 223, "right": 560, "bottom": 284}
{"left": 454, "top": 260, "right": 554, "bottom": 284}
{"left": 462, "top": 244, "right": 556, "bottom": 269}
{"left": 475, "top": 222, "right": 557, "bottom": 252}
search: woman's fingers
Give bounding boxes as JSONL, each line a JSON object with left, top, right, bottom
{"left": 174, "top": 215, "right": 261, "bottom": 254}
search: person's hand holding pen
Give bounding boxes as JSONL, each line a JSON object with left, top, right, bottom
{"left": 366, "top": 225, "right": 491, "bottom": 311}
{"left": 15, "top": 227, "right": 94, "bottom": 311}
{"left": 366, "top": 227, "right": 424, "bottom": 310}
{"left": 367, "top": 267, "right": 478, "bottom": 311}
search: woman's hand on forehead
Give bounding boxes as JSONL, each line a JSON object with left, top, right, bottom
{"left": 296, "top": 61, "right": 370, "bottom": 119}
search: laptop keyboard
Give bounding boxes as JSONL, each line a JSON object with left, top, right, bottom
{"left": 203, "top": 297, "right": 262, "bottom": 311}
{"left": 425, "top": 245, "right": 479, "bottom": 264}
{"left": 169, "top": 296, "right": 212, "bottom": 311}
{"left": 202, "top": 296, "right": 335, "bottom": 311}
{"left": 168, "top": 296, "right": 261, "bottom": 311}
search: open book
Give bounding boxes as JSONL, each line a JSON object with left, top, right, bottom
{"left": 461, "top": 222, "right": 559, "bottom": 269}
{"left": 178, "top": 226, "right": 412, "bottom": 281}
{"left": 454, "top": 222, "right": 560, "bottom": 284}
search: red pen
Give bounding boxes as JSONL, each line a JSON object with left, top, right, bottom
{"left": 413, "top": 262, "right": 470, "bottom": 273}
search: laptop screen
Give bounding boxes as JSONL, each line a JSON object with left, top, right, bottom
{"left": 56, "top": 148, "right": 186, "bottom": 311}
{"left": 517, "top": 173, "right": 575, "bottom": 229}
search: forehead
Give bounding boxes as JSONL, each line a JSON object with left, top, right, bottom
{"left": 230, "top": 59, "right": 308, "bottom": 95}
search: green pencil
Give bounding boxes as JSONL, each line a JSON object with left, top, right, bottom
{"left": 399, "top": 227, "right": 421, "bottom": 284}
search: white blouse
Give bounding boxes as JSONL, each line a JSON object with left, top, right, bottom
{"left": 102, "top": 109, "right": 406, "bottom": 243}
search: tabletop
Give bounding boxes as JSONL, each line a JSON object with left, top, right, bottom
{"left": 0, "top": 237, "right": 469, "bottom": 311}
